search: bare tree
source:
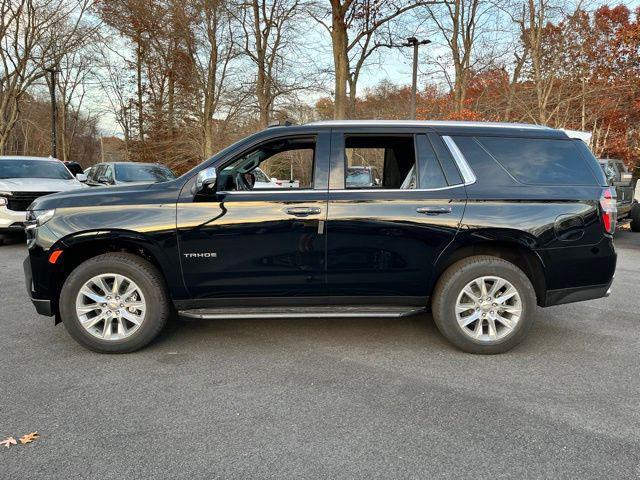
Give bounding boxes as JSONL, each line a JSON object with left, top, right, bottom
{"left": 235, "top": 0, "right": 306, "bottom": 128}
{"left": 315, "top": 0, "right": 432, "bottom": 119}
{"left": 189, "top": 0, "right": 242, "bottom": 156}
{"left": 0, "top": 0, "right": 92, "bottom": 153}
{"left": 428, "top": 0, "right": 501, "bottom": 113}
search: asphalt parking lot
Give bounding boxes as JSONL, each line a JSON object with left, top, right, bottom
{"left": 1, "top": 232, "right": 639, "bottom": 479}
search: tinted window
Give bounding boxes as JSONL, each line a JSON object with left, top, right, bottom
{"left": 0, "top": 159, "right": 74, "bottom": 180}
{"left": 416, "top": 135, "right": 447, "bottom": 189}
{"left": 114, "top": 164, "right": 175, "bottom": 183}
{"left": 477, "top": 137, "right": 597, "bottom": 185}
{"left": 427, "top": 133, "right": 462, "bottom": 185}
{"left": 574, "top": 140, "right": 607, "bottom": 186}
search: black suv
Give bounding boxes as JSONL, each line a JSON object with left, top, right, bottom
{"left": 23, "top": 121, "right": 617, "bottom": 354}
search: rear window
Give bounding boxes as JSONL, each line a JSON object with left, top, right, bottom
{"left": 476, "top": 137, "right": 598, "bottom": 186}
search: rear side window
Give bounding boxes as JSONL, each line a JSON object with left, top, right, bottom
{"left": 477, "top": 137, "right": 598, "bottom": 186}
{"left": 344, "top": 135, "right": 416, "bottom": 189}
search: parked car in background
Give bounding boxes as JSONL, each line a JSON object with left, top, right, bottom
{"left": 251, "top": 167, "right": 282, "bottom": 189}
{"left": 63, "top": 161, "right": 86, "bottom": 181}
{"left": 86, "top": 162, "right": 176, "bottom": 187}
{"left": 0, "top": 156, "right": 87, "bottom": 242}
{"left": 346, "top": 166, "right": 382, "bottom": 188}
{"left": 598, "top": 158, "right": 636, "bottom": 225}
{"left": 23, "top": 120, "right": 616, "bottom": 354}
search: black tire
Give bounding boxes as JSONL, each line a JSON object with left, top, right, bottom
{"left": 432, "top": 255, "right": 536, "bottom": 354}
{"left": 630, "top": 204, "right": 640, "bottom": 232}
{"left": 59, "top": 253, "right": 170, "bottom": 353}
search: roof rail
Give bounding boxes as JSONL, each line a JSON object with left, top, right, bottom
{"left": 267, "top": 119, "right": 296, "bottom": 128}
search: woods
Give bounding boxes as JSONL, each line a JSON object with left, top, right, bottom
{"left": 1, "top": 0, "right": 639, "bottom": 173}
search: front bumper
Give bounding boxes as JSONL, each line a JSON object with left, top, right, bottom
{"left": 23, "top": 256, "right": 53, "bottom": 316}
{"left": 0, "top": 206, "right": 27, "bottom": 232}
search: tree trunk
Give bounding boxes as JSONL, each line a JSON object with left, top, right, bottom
{"left": 331, "top": 2, "right": 349, "bottom": 120}
{"left": 136, "top": 38, "right": 145, "bottom": 141}
{"left": 347, "top": 76, "right": 357, "bottom": 118}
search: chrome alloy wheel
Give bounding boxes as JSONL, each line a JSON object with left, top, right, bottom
{"left": 75, "top": 273, "right": 146, "bottom": 340}
{"left": 455, "top": 276, "right": 522, "bottom": 342}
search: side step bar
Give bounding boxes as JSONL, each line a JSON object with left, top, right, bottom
{"left": 179, "top": 305, "right": 426, "bottom": 320}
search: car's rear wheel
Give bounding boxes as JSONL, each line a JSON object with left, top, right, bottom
{"left": 59, "top": 253, "right": 170, "bottom": 353}
{"left": 432, "top": 255, "right": 536, "bottom": 354}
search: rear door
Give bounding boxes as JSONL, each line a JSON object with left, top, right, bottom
{"left": 325, "top": 127, "right": 468, "bottom": 303}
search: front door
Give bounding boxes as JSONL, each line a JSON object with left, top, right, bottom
{"left": 326, "top": 128, "right": 467, "bottom": 303}
{"left": 177, "top": 132, "right": 330, "bottom": 300}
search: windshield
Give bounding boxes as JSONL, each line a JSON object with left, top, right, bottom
{"left": 114, "top": 164, "right": 175, "bottom": 183}
{"left": 346, "top": 169, "right": 372, "bottom": 187}
{"left": 0, "top": 159, "right": 73, "bottom": 180}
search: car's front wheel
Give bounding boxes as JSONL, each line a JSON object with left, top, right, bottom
{"left": 59, "top": 253, "right": 170, "bottom": 353}
{"left": 432, "top": 255, "right": 536, "bottom": 354}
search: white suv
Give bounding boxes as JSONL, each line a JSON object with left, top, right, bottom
{"left": 0, "top": 156, "right": 87, "bottom": 239}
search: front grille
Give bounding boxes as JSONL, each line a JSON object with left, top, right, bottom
{"left": 6, "top": 192, "right": 51, "bottom": 212}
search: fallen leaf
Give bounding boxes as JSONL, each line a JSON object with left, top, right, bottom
{"left": 19, "top": 432, "right": 39, "bottom": 444}
{"left": 0, "top": 437, "right": 17, "bottom": 448}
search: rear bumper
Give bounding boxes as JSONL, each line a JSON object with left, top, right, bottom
{"left": 542, "top": 280, "right": 613, "bottom": 307}
{"left": 537, "top": 234, "right": 616, "bottom": 307}
{"left": 23, "top": 256, "right": 53, "bottom": 316}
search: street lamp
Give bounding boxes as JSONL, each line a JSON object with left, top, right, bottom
{"left": 44, "top": 66, "right": 61, "bottom": 158}
{"left": 402, "top": 37, "right": 431, "bottom": 120}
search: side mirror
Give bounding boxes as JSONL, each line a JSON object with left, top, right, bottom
{"left": 98, "top": 175, "right": 111, "bottom": 185}
{"left": 76, "top": 173, "right": 87, "bottom": 182}
{"left": 193, "top": 166, "right": 217, "bottom": 194}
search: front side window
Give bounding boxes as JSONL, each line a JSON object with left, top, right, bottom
{"left": 219, "top": 137, "right": 315, "bottom": 191}
{"left": 115, "top": 164, "right": 175, "bottom": 183}
{"left": 344, "top": 136, "right": 416, "bottom": 189}
{"left": 0, "top": 159, "right": 73, "bottom": 180}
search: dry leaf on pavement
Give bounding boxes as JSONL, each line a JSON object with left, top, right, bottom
{"left": 1, "top": 437, "right": 18, "bottom": 448}
{"left": 19, "top": 432, "right": 39, "bottom": 444}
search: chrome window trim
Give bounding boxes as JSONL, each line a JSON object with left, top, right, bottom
{"left": 442, "top": 136, "right": 477, "bottom": 186}
{"left": 218, "top": 189, "right": 321, "bottom": 195}
{"left": 219, "top": 184, "right": 466, "bottom": 195}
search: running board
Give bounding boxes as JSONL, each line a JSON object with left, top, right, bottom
{"left": 179, "top": 305, "right": 426, "bottom": 320}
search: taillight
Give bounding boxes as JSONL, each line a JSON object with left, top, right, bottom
{"left": 600, "top": 187, "right": 617, "bottom": 234}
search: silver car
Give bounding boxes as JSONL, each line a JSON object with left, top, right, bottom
{"left": 86, "top": 162, "right": 175, "bottom": 187}
{"left": 0, "top": 156, "right": 87, "bottom": 237}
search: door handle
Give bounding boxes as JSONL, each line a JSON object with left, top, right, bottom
{"left": 285, "top": 207, "right": 321, "bottom": 216}
{"left": 416, "top": 206, "right": 452, "bottom": 215}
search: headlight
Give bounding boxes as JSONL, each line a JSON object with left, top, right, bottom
{"left": 25, "top": 209, "right": 56, "bottom": 229}
{"left": 0, "top": 191, "right": 9, "bottom": 206}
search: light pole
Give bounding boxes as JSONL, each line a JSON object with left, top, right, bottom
{"left": 402, "top": 37, "right": 431, "bottom": 120}
{"left": 45, "top": 66, "right": 61, "bottom": 158}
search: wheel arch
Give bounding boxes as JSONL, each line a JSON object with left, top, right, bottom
{"left": 47, "top": 229, "right": 185, "bottom": 321}
{"left": 433, "top": 234, "right": 547, "bottom": 306}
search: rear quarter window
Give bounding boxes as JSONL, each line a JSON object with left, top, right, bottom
{"left": 476, "top": 137, "right": 598, "bottom": 186}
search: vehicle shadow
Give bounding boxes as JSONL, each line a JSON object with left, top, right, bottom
{"left": 0, "top": 232, "right": 25, "bottom": 246}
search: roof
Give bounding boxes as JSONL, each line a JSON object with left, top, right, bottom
{"left": 0, "top": 155, "right": 61, "bottom": 161}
